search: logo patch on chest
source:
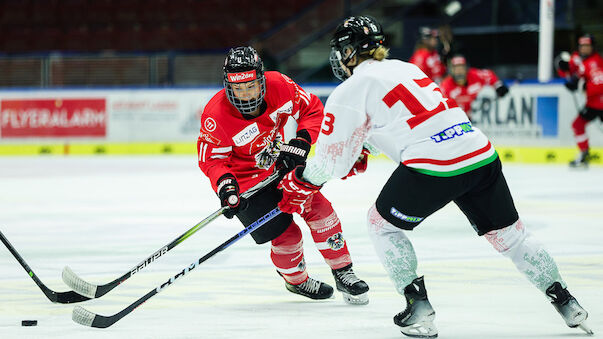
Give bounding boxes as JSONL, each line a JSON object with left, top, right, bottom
{"left": 232, "top": 122, "right": 260, "bottom": 146}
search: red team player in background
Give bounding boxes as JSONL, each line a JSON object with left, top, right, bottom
{"left": 409, "top": 27, "right": 446, "bottom": 83}
{"left": 440, "top": 55, "right": 509, "bottom": 120}
{"left": 196, "top": 46, "right": 369, "bottom": 304}
{"left": 556, "top": 34, "right": 603, "bottom": 167}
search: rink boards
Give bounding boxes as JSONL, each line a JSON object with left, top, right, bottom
{"left": 0, "top": 82, "right": 601, "bottom": 164}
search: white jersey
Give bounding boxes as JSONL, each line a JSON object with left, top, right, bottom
{"left": 303, "top": 58, "right": 497, "bottom": 185}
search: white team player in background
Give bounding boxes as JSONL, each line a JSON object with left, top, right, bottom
{"left": 276, "top": 15, "right": 593, "bottom": 338}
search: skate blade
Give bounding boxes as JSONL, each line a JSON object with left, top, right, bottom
{"left": 578, "top": 321, "right": 594, "bottom": 335}
{"left": 342, "top": 292, "right": 368, "bottom": 305}
{"left": 398, "top": 321, "right": 438, "bottom": 338}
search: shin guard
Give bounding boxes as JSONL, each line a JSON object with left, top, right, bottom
{"left": 484, "top": 219, "right": 566, "bottom": 292}
{"left": 271, "top": 221, "right": 307, "bottom": 285}
{"left": 302, "top": 192, "right": 352, "bottom": 270}
{"left": 367, "top": 204, "right": 419, "bottom": 294}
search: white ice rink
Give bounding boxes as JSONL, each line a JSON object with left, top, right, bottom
{"left": 1, "top": 156, "right": 601, "bottom": 339}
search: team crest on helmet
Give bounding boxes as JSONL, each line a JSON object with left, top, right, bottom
{"left": 327, "top": 232, "right": 345, "bottom": 250}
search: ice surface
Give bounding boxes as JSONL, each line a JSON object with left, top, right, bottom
{"left": 1, "top": 156, "right": 601, "bottom": 338}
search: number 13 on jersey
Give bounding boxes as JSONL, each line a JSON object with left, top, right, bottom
{"left": 382, "top": 77, "right": 456, "bottom": 129}
{"left": 321, "top": 112, "right": 335, "bottom": 135}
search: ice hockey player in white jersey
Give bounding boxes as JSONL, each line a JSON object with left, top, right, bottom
{"left": 277, "top": 15, "right": 593, "bottom": 338}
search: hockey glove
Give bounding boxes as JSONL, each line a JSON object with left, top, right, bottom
{"left": 565, "top": 76, "right": 579, "bottom": 91}
{"left": 342, "top": 147, "right": 370, "bottom": 180}
{"left": 277, "top": 166, "right": 321, "bottom": 215}
{"left": 495, "top": 83, "right": 509, "bottom": 98}
{"left": 276, "top": 137, "right": 311, "bottom": 171}
{"left": 217, "top": 174, "right": 247, "bottom": 219}
{"left": 555, "top": 51, "right": 570, "bottom": 72}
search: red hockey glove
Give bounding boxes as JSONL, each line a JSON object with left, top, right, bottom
{"left": 341, "top": 147, "right": 370, "bottom": 180}
{"left": 217, "top": 174, "right": 247, "bottom": 219}
{"left": 277, "top": 166, "right": 321, "bottom": 214}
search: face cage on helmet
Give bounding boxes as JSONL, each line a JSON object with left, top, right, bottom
{"left": 329, "top": 44, "right": 359, "bottom": 81}
{"left": 329, "top": 49, "right": 349, "bottom": 81}
{"left": 224, "top": 78, "right": 266, "bottom": 115}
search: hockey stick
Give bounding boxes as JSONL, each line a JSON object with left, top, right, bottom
{"left": 62, "top": 170, "right": 283, "bottom": 299}
{"left": 0, "top": 230, "right": 90, "bottom": 304}
{"left": 72, "top": 206, "right": 282, "bottom": 328}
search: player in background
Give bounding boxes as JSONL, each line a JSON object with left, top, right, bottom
{"left": 556, "top": 34, "right": 603, "bottom": 167}
{"left": 409, "top": 26, "right": 446, "bottom": 83}
{"left": 440, "top": 54, "right": 509, "bottom": 121}
{"left": 277, "top": 16, "right": 592, "bottom": 337}
{"left": 197, "top": 46, "right": 369, "bottom": 304}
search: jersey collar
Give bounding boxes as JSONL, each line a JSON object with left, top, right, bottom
{"left": 353, "top": 59, "right": 377, "bottom": 75}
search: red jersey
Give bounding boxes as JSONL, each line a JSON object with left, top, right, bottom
{"left": 557, "top": 51, "right": 603, "bottom": 110}
{"left": 409, "top": 48, "right": 446, "bottom": 82}
{"left": 197, "top": 71, "right": 324, "bottom": 192}
{"left": 440, "top": 68, "right": 500, "bottom": 117}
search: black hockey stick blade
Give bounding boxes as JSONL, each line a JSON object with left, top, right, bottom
{"left": 0, "top": 230, "right": 90, "bottom": 304}
{"left": 62, "top": 170, "right": 284, "bottom": 299}
{"left": 72, "top": 207, "right": 281, "bottom": 328}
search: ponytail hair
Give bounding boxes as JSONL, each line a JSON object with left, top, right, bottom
{"left": 358, "top": 45, "right": 390, "bottom": 63}
{"left": 371, "top": 46, "right": 389, "bottom": 61}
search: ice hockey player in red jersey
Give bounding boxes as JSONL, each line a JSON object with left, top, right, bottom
{"left": 277, "top": 16, "right": 592, "bottom": 337}
{"left": 440, "top": 54, "right": 509, "bottom": 120}
{"left": 556, "top": 34, "right": 603, "bottom": 167}
{"left": 197, "top": 46, "right": 369, "bottom": 304}
{"left": 409, "top": 27, "right": 446, "bottom": 83}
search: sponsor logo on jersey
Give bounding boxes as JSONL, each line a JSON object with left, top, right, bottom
{"left": 203, "top": 117, "right": 217, "bottom": 132}
{"left": 227, "top": 70, "right": 257, "bottom": 83}
{"left": 233, "top": 122, "right": 260, "bottom": 146}
{"left": 269, "top": 101, "right": 293, "bottom": 122}
{"left": 431, "top": 121, "right": 474, "bottom": 143}
{"left": 390, "top": 207, "right": 423, "bottom": 223}
{"left": 198, "top": 131, "right": 221, "bottom": 144}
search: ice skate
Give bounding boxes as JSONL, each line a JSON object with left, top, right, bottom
{"left": 332, "top": 264, "right": 369, "bottom": 305}
{"left": 569, "top": 150, "right": 589, "bottom": 168}
{"left": 546, "top": 282, "right": 594, "bottom": 335}
{"left": 279, "top": 272, "right": 334, "bottom": 300}
{"left": 393, "top": 276, "right": 438, "bottom": 338}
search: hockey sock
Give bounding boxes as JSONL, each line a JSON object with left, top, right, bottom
{"left": 301, "top": 192, "right": 352, "bottom": 270}
{"left": 271, "top": 221, "right": 308, "bottom": 285}
{"left": 484, "top": 219, "right": 566, "bottom": 293}
{"left": 572, "top": 115, "right": 589, "bottom": 151}
{"left": 367, "top": 204, "right": 419, "bottom": 294}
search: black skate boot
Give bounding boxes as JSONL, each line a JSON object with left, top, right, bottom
{"left": 569, "top": 150, "right": 590, "bottom": 168}
{"left": 546, "top": 282, "right": 593, "bottom": 335}
{"left": 332, "top": 264, "right": 369, "bottom": 305}
{"left": 278, "top": 272, "right": 334, "bottom": 300}
{"left": 393, "top": 276, "right": 438, "bottom": 338}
